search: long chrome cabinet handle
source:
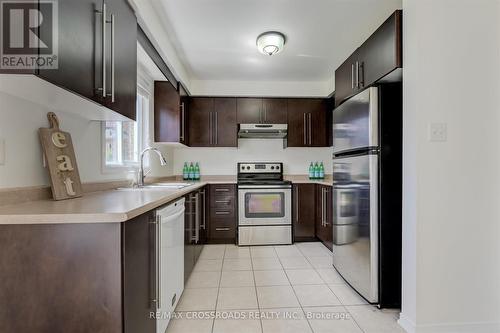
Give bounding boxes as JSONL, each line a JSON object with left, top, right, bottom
{"left": 108, "top": 14, "right": 115, "bottom": 102}
{"left": 216, "top": 227, "right": 230, "bottom": 231}
{"left": 295, "top": 186, "right": 299, "bottom": 223}
{"left": 195, "top": 193, "right": 200, "bottom": 243}
{"left": 209, "top": 111, "right": 213, "bottom": 145}
{"left": 148, "top": 216, "right": 157, "bottom": 309}
{"left": 180, "top": 103, "right": 185, "bottom": 141}
{"left": 351, "top": 63, "right": 355, "bottom": 89}
{"left": 156, "top": 214, "right": 161, "bottom": 309}
{"left": 95, "top": 2, "right": 106, "bottom": 97}
{"left": 322, "top": 188, "right": 326, "bottom": 227}
{"left": 355, "top": 61, "right": 360, "bottom": 88}
{"left": 303, "top": 113, "right": 307, "bottom": 145}
{"left": 215, "top": 111, "right": 218, "bottom": 145}
{"left": 215, "top": 211, "right": 230, "bottom": 215}
{"left": 215, "top": 188, "right": 229, "bottom": 192}
{"left": 308, "top": 113, "right": 312, "bottom": 145}
{"left": 200, "top": 190, "right": 206, "bottom": 229}
{"left": 324, "top": 188, "right": 329, "bottom": 226}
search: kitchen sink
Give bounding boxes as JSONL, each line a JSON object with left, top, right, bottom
{"left": 116, "top": 182, "right": 193, "bottom": 191}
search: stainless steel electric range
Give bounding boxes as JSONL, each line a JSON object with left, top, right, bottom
{"left": 237, "top": 162, "right": 292, "bottom": 246}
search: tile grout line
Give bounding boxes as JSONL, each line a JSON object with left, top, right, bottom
{"left": 274, "top": 245, "right": 315, "bottom": 333}
{"left": 210, "top": 245, "right": 226, "bottom": 333}
{"left": 298, "top": 242, "right": 366, "bottom": 333}
{"left": 248, "top": 246, "right": 264, "bottom": 333}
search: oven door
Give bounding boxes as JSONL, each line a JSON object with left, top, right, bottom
{"left": 238, "top": 186, "right": 292, "bottom": 226}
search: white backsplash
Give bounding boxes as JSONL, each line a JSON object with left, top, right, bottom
{"left": 172, "top": 139, "right": 332, "bottom": 176}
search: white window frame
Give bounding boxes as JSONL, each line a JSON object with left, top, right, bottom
{"left": 101, "top": 86, "right": 150, "bottom": 173}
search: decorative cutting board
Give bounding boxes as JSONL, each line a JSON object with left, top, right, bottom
{"left": 39, "top": 112, "right": 83, "bottom": 200}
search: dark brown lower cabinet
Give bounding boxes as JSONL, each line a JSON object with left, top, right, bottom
{"left": 293, "top": 183, "right": 316, "bottom": 241}
{"left": 208, "top": 184, "right": 237, "bottom": 244}
{"left": 184, "top": 187, "right": 207, "bottom": 282}
{"left": 0, "top": 222, "right": 123, "bottom": 333}
{"left": 316, "top": 185, "right": 333, "bottom": 250}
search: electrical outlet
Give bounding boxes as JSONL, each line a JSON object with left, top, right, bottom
{"left": 0, "top": 139, "right": 5, "bottom": 165}
{"left": 429, "top": 123, "right": 447, "bottom": 142}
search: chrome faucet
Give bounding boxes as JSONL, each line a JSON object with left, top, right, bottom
{"left": 138, "top": 147, "right": 168, "bottom": 187}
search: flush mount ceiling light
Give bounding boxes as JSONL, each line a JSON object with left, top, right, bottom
{"left": 256, "top": 31, "right": 286, "bottom": 56}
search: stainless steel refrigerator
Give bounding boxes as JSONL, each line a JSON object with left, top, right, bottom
{"left": 331, "top": 84, "right": 402, "bottom": 308}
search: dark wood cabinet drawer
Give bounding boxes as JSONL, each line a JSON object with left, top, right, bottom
{"left": 209, "top": 223, "right": 236, "bottom": 240}
{"left": 210, "top": 208, "right": 235, "bottom": 220}
{"left": 211, "top": 197, "right": 235, "bottom": 209}
{"left": 210, "top": 184, "right": 236, "bottom": 197}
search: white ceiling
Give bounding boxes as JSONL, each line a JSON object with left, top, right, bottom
{"left": 152, "top": 0, "right": 402, "bottom": 83}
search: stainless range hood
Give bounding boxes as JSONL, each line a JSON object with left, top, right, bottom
{"left": 238, "top": 124, "right": 288, "bottom": 139}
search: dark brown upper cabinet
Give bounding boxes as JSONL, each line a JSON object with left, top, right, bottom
{"left": 335, "top": 10, "right": 402, "bottom": 107}
{"left": 263, "top": 98, "right": 288, "bottom": 123}
{"left": 287, "top": 99, "right": 329, "bottom": 147}
{"left": 188, "top": 97, "right": 213, "bottom": 147}
{"left": 214, "top": 98, "right": 238, "bottom": 147}
{"left": 237, "top": 98, "right": 262, "bottom": 123}
{"left": 188, "top": 97, "right": 237, "bottom": 147}
{"left": 7, "top": 0, "right": 137, "bottom": 120}
{"left": 237, "top": 98, "right": 287, "bottom": 124}
{"left": 154, "top": 81, "right": 182, "bottom": 143}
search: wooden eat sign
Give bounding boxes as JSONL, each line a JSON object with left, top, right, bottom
{"left": 39, "top": 112, "right": 83, "bottom": 200}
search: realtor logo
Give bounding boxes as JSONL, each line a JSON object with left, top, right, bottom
{"left": 1, "top": 0, "right": 58, "bottom": 69}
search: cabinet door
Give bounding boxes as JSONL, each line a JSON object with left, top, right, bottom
{"left": 263, "top": 98, "right": 287, "bottom": 124}
{"left": 188, "top": 98, "right": 213, "bottom": 147}
{"left": 309, "top": 99, "right": 329, "bottom": 147}
{"left": 358, "top": 10, "right": 402, "bottom": 89}
{"left": 178, "top": 83, "right": 189, "bottom": 145}
{"left": 199, "top": 188, "right": 208, "bottom": 245}
{"left": 38, "top": 0, "right": 98, "bottom": 104}
{"left": 293, "top": 184, "right": 316, "bottom": 240}
{"left": 103, "top": 0, "right": 137, "bottom": 120}
{"left": 334, "top": 52, "right": 358, "bottom": 107}
{"left": 123, "top": 211, "right": 157, "bottom": 333}
{"left": 316, "top": 186, "right": 333, "bottom": 250}
{"left": 184, "top": 194, "right": 195, "bottom": 282}
{"left": 214, "top": 98, "right": 237, "bottom": 147}
{"left": 287, "top": 99, "right": 307, "bottom": 147}
{"left": 237, "top": 98, "right": 262, "bottom": 124}
{"left": 154, "top": 81, "right": 181, "bottom": 143}
{"left": 324, "top": 186, "right": 333, "bottom": 250}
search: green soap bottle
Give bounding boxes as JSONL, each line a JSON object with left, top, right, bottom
{"left": 182, "top": 162, "right": 189, "bottom": 180}
{"left": 308, "top": 162, "right": 315, "bottom": 179}
{"left": 313, "top": 162, "right": 320, "bottom": 179}
{"left": 194, "top": 162, "right": 200, "bottom": 180}
{"left": 188, "top": 162, "right": 195, "bottom": 180}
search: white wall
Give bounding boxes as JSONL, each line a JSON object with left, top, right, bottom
{"left": 190, "top": 79, "right": 334, "bottom": 97}
{"left": 400, "top": 1, "right": 500, "bottom": 332}
{"left": 173, "top": 139, "right": 331, "bottom": 176}
{"left": 0, "top": 92, "right": 133, "bottom": 188}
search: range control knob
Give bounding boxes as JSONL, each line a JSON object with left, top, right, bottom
{"left": 276, "top": 165, "right": 280, "bottom": 170}
{"left": 271, "top": 166, "right": 275, "bottom": 170}
{"left": 246, "top": 166, "right": 251, "bottom": 170}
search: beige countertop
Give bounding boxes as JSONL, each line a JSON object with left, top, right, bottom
{"left": 0, "top": 175, "right": 330, "bottom": 225}
{"left": 284, "top": 175, "right": 333, "bottom": 186}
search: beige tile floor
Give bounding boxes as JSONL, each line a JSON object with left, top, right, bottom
{"left": 167, "top": 242, "right": 404, "bottom": 333}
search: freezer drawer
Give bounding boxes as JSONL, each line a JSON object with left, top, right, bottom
{"left": 332, "top": 87, "right": 379, "bottom": 154}
{"left": 238, "top": 225, "right": 292, "bottom": 246}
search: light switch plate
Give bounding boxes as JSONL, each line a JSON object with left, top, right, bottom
{"left": 0, "top": 139, "right": 5, "bottom": 165}
{"left": 429, "top": 123, "right": 447, "bottom": 142}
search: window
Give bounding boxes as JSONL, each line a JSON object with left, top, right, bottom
{"left": 102, "top": 88, "right": 150, "bottom": 171}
